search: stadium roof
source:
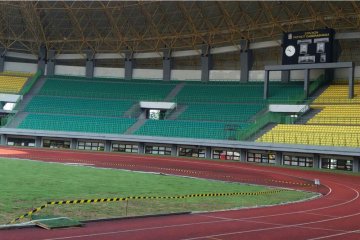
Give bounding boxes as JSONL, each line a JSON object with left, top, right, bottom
{"left": 0, "top": 1, "right": 360, "bottom": 54}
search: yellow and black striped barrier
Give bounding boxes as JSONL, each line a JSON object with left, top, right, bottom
{"left": 9, "top": 189, "right": 287, "bottom": 224}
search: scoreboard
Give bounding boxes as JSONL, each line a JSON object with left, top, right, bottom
{"left": 282, "top": 28, "right": 335, "bottom": 65}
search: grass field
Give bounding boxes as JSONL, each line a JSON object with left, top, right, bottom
{"left": 0, "top": 158, "right": 316, "bottom": 224}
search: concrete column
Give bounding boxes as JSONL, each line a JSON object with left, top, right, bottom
{"left": 240, "top": 149, "right": 247, "bottom": 162}
{"left": 85, "top": 49, "right": 95, "bottom": 78}
{"left": 353, "top": 158, "right": 359, "bottom": 173}
{"left": 163, "top": 49, "right": 172, "bottom": 81}
{"left": 201, "top": 44, "right": 212, "bottom": 82}
{"left": 349, "top": 64, "right": 354, "bottom": 99}
{"left": 70, "top": 138, "right": 77, "bottom": 149}
{"left": 281, "top": 70, "right": 290, "bottom": 83}
{"left": 275, "top": 151, "right": 283, "bottom": 165}
{"left": 205, "top": 146, "right": 212, "bottom": 159}
{"left": 240, "top": 39, "right": 253, "bottom": 83}
{"left": 171, "top": 145, "right": 178, "bottom": 156}
{"left": 37, "top": 44, "right": 46, "bottom": 74}
{"left": 0, "top": 48, "right": 5, "bottom": 72}
{"left": 35, "top": 136, "right": 42, "bottom": 148}
{"left": 304, "top": 68, "right": 310, "bottom": 98}
{"left": 138, "top": 142, "right": 145, "bottom": 154}
{"left": 0, "top": 134, "right": 6, "bottom": 145}
{"left": 105, "top": 140, "right": 111, "bottom": 152}
{"left": 125, "top": 50, "right": 134, "bottom": 80}
{"left": 313, "top": 154, "right": 320, "bottom": 169}
{"left": 46, "top": 49, "right": 56, "bottom": 76}
{"left": 264, "top": 70, "right": 269, "bottom": 99}
{"left": 280, "top": 47, "right": 290, "bottom": 83}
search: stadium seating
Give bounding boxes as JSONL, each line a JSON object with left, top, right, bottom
{"left": 175, "top": 82, "right": 304, "bottom": 103}
{"left": 312, "top": 85, "right": 360, "bottom": 104}
{"left": 135, "top": 119, "right": 249, "bottom": 139}
{"left": 18, "top": 114, "right": 136, "bottom": 134}
{"left": 308, "top": 105, "right": 360, "bottom": 125}
{"left": 177, "top": 103, "right": 265, "bottom": 122}
{"left": 39, "top": 77, "right": 175, "bottom": 100}
{"left": 25, "top": 96, "right": 134, "bottom": 117}
{"left": 256, "top": 124, "right": 360, "bottom": 148}
{"left": 0, "top": 75, "right": 28, "bottom": 94}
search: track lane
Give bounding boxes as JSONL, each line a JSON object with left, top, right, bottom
{"left": 0, "top": 146, "right": 359, "bottom": 240}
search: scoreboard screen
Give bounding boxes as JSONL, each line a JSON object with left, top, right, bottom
{"left": 282, "top": 28, "right": 335, "bottom": 65}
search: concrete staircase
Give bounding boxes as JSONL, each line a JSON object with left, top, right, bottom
{"left": 5, "top": 112, "right": 28, "bottom": 128}
{"left": 164, "top": 82, "right": 185, "bottom": 101}
{"left": 124, "top": 118, "right": 147, "bottom": 134}
{"left": 166, "top": 105, "right": 188, "bottom": 120}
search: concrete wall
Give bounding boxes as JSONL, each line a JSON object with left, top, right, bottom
{"left": 2, "top": 61, "right": 358, "bottom": 81}
{"left": 54, "top": 65, "right": 86, "bottom": 76}
{"left": 4, "top": 62, "right": 37, "bottom": 73}
{"left": 94, "top": 67, "right": 124, "bottom": 78}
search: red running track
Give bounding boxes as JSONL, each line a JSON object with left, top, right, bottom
{"left": 0, "top": 146, "right": 359, "bottom": 240}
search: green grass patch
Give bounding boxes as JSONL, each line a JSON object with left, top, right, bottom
{"left": 0, "top": 158, "right": 316, "bottom": 224}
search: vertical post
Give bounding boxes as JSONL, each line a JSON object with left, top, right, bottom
{"left": 353, "top": 158, "right": 359, "bottom": 173}
{"left": 0, "top": 48, "right": 5, "bottom": 72}
{"left": 349, "top": 63, "right": 354, "bottom": 99}
{"left": 37, "top": 44, "right": 46, "bottom": 74}
{"left": 313, "top": 154, "right": 320, "bottom": 169}
{"left": 35, "top": 136, "right": 42, "bottom": 148}
{"left": 0, "top": 134, "right": 6, "bottom": 145}
{"left": 70, "top": 138, "right": 77, "bottom": 149}
{"left": 240, "top": 39, "right": 253, "bottom": 83}
{"left": 281, "top": 70, "right": 290, "bottom": 83}
{"left": 46, "top": 49, "right": 56, "bottom": 76}
{"left": 201, "top": 44, "right": 212, "bottom": 82}
{"left": 304, "top": 68, "right": 310, "bottom": 98}
{"left": 85, "top": 49, "right": 95, "bottom": 78}
{"left": 171, "top": 145, "right": 178, "bottom": 157}
{"left": 275, "top": 151, "right": 282, "bottom": 165}
{"left": 138, "top": 142, "right": 145, "bottom": 154}
{"left": 124, "top": 50, "right": 134, "bottom": 80}
{"left": 205, "top": 146, "right": 212, "bottom": 159}
{"left": 163, "top": 48, "right": 172, "bottom": 81}
{"left": 105, "top": 140, "right": 111, "bottom": 152}
{"left": 240, "top": 149, "right": 247, "bottom": 162}
{"left": 264, "top": 70, "right": 269, "bottom": 99}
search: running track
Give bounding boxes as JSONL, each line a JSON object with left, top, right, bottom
{"left": 0, "top": 146, "right": 359, "bottom": 240}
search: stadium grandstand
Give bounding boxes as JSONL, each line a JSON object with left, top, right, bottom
{"left": 0, "top": 1, "right": 358, "bottom": 173}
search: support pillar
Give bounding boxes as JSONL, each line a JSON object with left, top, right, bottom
{"left": 35, "top": 136, "right": 42, "bottom": 148}
{"left": 163, "top": 49, "right": 172, "bottom": 81}
{"left": 125, "top": 50, "right": 134, "bottom": 80}
{"left": 0, "top": 48, "right": 5, "bottom": 72}
{"left": 37, "top": 44, "right": 46, "bottom": 74}
{"left": 304, "top": 68, "right": 310, "bottom": 98}
{"left": 201, "top": 44, "right": 212, "bottom": 82}
{"left": 138, "top": 142, "right": 145, "bottom": 154}
{"left": 205, "top": 146, "right": 212, "bottom": 159}
{"left": 171, "top": 145, "right": 177, "bottom": 157}
{"left": 264, "top": 70, "right": 269, "bottom": 99}
{"left": 240, "top": 149, "right": 246, "bottom": 162}
{"left": 85, "top": 49, "right": 95, "bottom": 78}
{"left": 46, "top": 49, "right": 56, "bottom": 76}
{"left": 313, "top": 154, "right": 320, "bottom": 169}
{"left": 0, "top": 134, "right": 6, "bottom": 145}
{"left": 281, "top": 70, "right": 290, "bottom": 83}
{"left": 240, "top": 39, "right": 253, "bottom": 83}
{"left": 105, "top": 140, "right": 111, "bottom": 152}
{"left": 353, "top": 158, "right": 359, "bottom": 173}
{"left": 275, "top": 151, "right": 282, "bottom": 166}
{"left": 71, "top": 138, "right": 77, "bottom": 149}
{"left": 349, "top": 64, "right": 354, "bottom": 99}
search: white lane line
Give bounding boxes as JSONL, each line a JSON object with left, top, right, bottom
{"left": 306, "top": 229, "right": 360, "bottom": 240}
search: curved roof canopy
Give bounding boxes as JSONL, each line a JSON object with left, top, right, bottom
{"left": 0, "top": 1, "right": 359, "bottom": 54}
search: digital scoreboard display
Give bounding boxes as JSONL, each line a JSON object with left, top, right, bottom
{"left": 282, "top": 28, "right": 335, "bottom": 65}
